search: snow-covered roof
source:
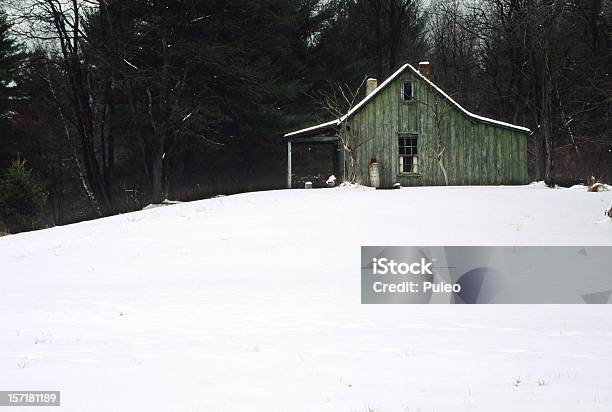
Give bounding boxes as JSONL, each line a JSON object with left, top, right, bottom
{"left": 284, "top": 64, "right": 531, "bottom": 138}
{"left": 284, "top": 120, "right": 338, "bottom": 138}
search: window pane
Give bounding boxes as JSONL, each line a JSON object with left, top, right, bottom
{"left": 401, "top": 156, "right": 412, "bottom": 173}
{"left": 403, "top": 82, "right": 413, "bottom": 101}
{"left": 399, "top": 136, "right": 418, "bottom": 173}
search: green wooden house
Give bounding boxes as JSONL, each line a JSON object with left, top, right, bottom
{"left": 284, "top": 62, "right": 531, "bottom": 188}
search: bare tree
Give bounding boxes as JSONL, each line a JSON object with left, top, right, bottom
{"left": 385, "top": 0, "right": 425, "bottom": 71}
{"left": 349, "top": 0, "right": 427, "bottom": 79}
{"left": 440, "top": 0, "right": 602, "bottom": 183}
{"left": 43, "top": 60, "right": 102, "bottom": 217}
{"left": 418, "top": 95, "right": 452, "bottom": 185}
{"left": 312, "top": 78, "right": 368, "bottom": 183}
{"left": 9, "top": 0, "right": 115, "bottom": 213}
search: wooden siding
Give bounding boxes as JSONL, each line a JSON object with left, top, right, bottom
{"left": 347, "top": 71, "right": 529, "bottom": 188}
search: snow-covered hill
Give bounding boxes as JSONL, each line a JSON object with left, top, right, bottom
{"left": 1, "top": 185, "right": 611, "bottom": 411}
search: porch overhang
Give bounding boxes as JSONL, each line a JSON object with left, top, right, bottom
{"left": 285, "top": 134, "right": 342, "bottom": 189}
{"left": 287, "top": 135, "right": 339, "bottom": 144}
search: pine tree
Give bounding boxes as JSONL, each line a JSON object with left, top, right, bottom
{"left": 0, "top": 10, "right": 26, "bottom": 169}
{"left": 0, "top": 159, "right": 47, "bottom": 233}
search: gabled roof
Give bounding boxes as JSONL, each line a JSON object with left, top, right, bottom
{"left": 284, "top": 63, "right": 531, "bottom": 138}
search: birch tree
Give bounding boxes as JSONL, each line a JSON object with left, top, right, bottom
{"left": 9, "top": 0, "right": 115, "bottom": 214}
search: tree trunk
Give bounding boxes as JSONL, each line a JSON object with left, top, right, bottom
{"left": 151, "top": 150, "right": 165, "bottom": 204}
{"left": 387, "top": 0, "right": 403, "bottom": 72}
{"left": 437, "top": 155, "right": 449, "bottom": 186}
{"left": 44, "top": 62, "right": 103, "bottom": 218}
{"left": 542, "top": 38, "right": 554, "bottom": 184}
{"left": 373, "top": 1, "right": 383, "bottom": 79}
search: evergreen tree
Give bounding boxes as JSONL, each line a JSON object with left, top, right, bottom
{"left": 310, "top": 0, "right": 427, "bottom": 88}
{"left": 0, "top": 159, "right": 47, "bottom": 233}
{"left": 0, "top": 10, "right": 26, "bottom": 169}
{"left": 80, "top": 0, "right": 325, "bottom": 200}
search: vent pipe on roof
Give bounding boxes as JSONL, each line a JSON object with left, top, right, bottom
{"left": 418, "top": 61, "right": 432, "bottom": 79}
{"left": 366, "top": 78, "right": 378, "bottom": 96}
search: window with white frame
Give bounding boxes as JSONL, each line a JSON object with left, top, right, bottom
{"left": 399, "top": 137, "right": 418, "bottom": 173}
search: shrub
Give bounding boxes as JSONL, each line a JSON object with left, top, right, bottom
{"left": 588, "top": 182, "right": 609, "bottom": 192}
{"left": 0, "top": 159, "right": 47, "bottom": 233}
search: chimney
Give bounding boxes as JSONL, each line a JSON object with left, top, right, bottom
{"left": 418, "top": 61, "right": 432, "bottom": 80}
{"left": 366, "top": 78, "right": 378, "bottom": 96}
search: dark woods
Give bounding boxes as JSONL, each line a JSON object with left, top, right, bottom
{"left": 0, "top": 0, "right": 610, "bottom": 231}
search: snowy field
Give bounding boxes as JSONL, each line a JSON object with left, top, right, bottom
{"left": 1, "top": 184, "right": 611, "bottom": 411}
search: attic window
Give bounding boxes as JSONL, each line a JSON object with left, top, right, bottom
{"left": 402, "top": 81, "right": 414, "bottom": 101}
{"left": 399, "top": 137, "right": 418, "bottom": 173}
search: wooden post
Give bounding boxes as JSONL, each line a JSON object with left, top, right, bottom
{"left": 332, "top": 143, "right": 339, "bottom": 180}
{"left": 287, "top": 140, "right": 292, "bottom": 189}
{"left": 339, "top": 142, "right": 347, "bottom": 183}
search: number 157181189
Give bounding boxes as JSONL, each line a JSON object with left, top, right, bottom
{"left": 1, "top": 391, "right": 60, "bottom": 406}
